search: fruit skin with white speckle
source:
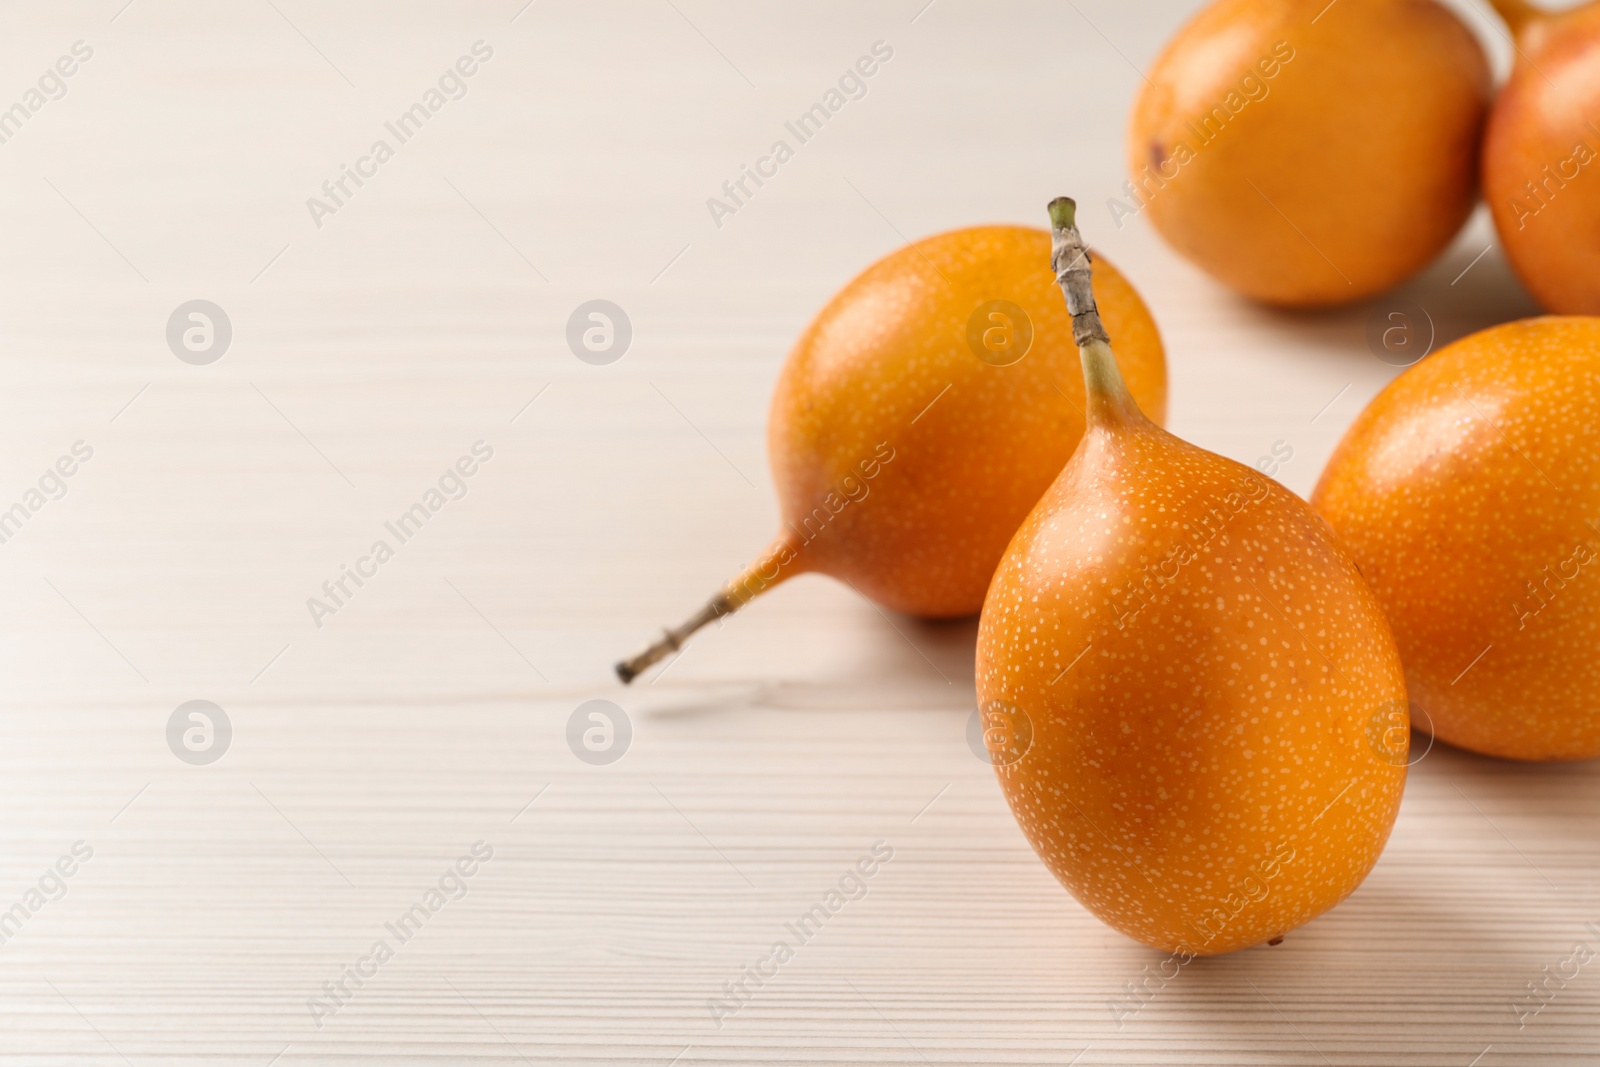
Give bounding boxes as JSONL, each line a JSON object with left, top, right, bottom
{"left": 1314, "top": 317, "right": 1600, "bottom": 761}
{"left": 768, "top": 225, "right": 1166, "bottom": 617}
{"left": 975, "top": 198, "right": 1408, "bottom": 956}
{"left": 617, "top": 225, "right": 1166, "bottom": 683}
{"left": 1482, "top": 1, "right": 1600, "bottom": 314}
{"left": 1130, "top": 0, "right": 1489, "bottom": 307}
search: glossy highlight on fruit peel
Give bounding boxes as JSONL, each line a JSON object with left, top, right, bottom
{"left": 1483, "top": 0, "right": 1600, "bottom": 314}
{"left": 1314, "top": 317, "right": 1600, "bottom": 761}
{"left": 617, "top": 225, "right": 1166, "bottom": 682}
{"left": 975, "top": 198, "right": 1408, "bottom": 955}
{"left": 1129, "top": 0, "right": 1489, "bottom": 307}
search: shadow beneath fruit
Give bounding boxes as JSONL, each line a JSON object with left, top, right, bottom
{"left": 633, "top": 682, "right": 772, "bottom": 721}
{"left": 1124, "top": 735, "right": 1600, "bottom": 1043}
{"left": 640, "top": 625, "right": 978, "bottom": 720}
{"left": 897, "top": 612, "right": 981, "bottom": 682}
{"left": 1411, "top": 736, "right": 1600, "bottom": 859}
{"left": 1136, "top": 881, "right": 1528, "bottom": 1046}
{"left": 758, "top": 670, "right": 976, "bottom": 712}
{"left": 1377, "top": 235, "right": 1544, "bottom": 353}
{"left": 643, "top": 670, "right": 979, "bottom": 719}
{"left": 1218, "top": 219, "right": 1543, "bottom": 369}
{"left": 637, "top": 612, "right": 978, "bottom": 719}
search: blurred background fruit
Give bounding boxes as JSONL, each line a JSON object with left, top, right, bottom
{"left": 1130, "top": 0, "right": 1490, "bottom": 306}
{"left": 1483, "top": 0, "right": 1600, "bottom": 313}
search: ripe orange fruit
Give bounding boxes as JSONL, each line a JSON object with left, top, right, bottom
{"left": 618, "top": 225, "right": 1166, "bottom": 682}
{"left": 1314, "top": 317, "right": 1600, "bottom": 761}
{"left": 1128, "top": 0, "right": 1490, "bottom": 306}
{"left": 1483, "top": 0, "right": 1600, "bottom": 313}
{"left": 976, "top": 199, "right": 1407, "bottom": 955}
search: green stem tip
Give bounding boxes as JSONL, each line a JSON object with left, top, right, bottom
{"left": 1047, "top": 196, "right": 1077, "bottom": 232}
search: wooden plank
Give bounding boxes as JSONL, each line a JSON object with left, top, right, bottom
{"left": 0, "top": 1, "right": 1586, "bottom": 1063}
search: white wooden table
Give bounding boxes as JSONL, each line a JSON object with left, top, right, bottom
{"left": 0, "top": 1, "right": 1592, "bottom": 1063}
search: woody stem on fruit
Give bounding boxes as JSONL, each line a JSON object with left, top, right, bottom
{"left": 1047, "top": 196, "right": 1139, "bottom": 425}
{"left": 615, "top": 535, "right": 801, "bottom": 684}
{"left": 615, "top": 596, "right": 730, "bottom": 684}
